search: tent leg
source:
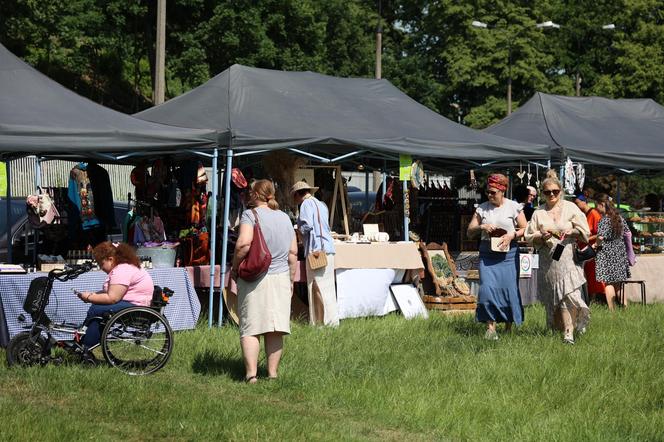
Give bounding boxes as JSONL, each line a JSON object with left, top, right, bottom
{"left": 403, "top": 180, "right": 409, "bottom": 241}
{"left": 208, "top": 148, "right": 219, "bottom": 328}
{"left": 217, "top": 148, "right": 233, "bottom": 327}
{"left": 364, "top": 170, "right": 369, "bottom": 212}
{"left": 33, "top": 157, "right": 41, "bottom": 264}
{"left": 6, "top": 161, "right": 12, "bottom": 263}
{"left": 382, "top": 160, "right": 387, "bottom": 196}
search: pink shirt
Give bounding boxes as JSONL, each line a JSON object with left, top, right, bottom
{"left": 102, "top": 263, "right": 153, "bottom": 306}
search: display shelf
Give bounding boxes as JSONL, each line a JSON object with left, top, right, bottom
{"left": 626, "top": 211, "right": 664, "bottom": 254}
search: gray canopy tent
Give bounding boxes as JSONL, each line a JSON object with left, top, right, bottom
{"left": 0, "top": 43, "right": 221, "bottom": 273}
{"left": 136, "top": 64, "right": 549, "bottom": 326}
{"left": 485, "top": 92, "right": 664, "bottom": 171}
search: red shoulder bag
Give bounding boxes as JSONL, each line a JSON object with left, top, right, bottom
{"left": 238, "top": 209, "right": 272, "bottom": 281}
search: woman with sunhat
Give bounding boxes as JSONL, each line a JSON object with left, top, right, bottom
{"left": 467, "top": 173, "right": 527, "bottom": 340}
{"left": 291, "top": 181, "right": 338, "bottom": 327}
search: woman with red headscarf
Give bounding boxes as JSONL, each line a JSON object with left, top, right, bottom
{"left": 467, "top": 173, "right": 528, "bottom": 340}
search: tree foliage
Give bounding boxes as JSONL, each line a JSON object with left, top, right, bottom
{"left": 2, "top": 0, "right": 664, "bottom": 126}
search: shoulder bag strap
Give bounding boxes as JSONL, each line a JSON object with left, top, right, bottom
{"left": 251, "top": 208, "right": 267, "bottom": 250}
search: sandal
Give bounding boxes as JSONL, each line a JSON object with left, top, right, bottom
{"left": 245, "top": 375, "right": 258, "bottom": 384}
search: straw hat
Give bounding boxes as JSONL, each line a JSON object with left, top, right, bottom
{"left": 290, "top": 181, "right": 319, "bottom": 195}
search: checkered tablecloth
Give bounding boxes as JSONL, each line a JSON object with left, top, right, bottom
{"left": 0, "top": 268, "right": 200, "bottom": 346}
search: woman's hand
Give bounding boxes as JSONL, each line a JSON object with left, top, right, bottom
{"left": 482, "top": 224, "right": 499, "bottom": 235}
{"left": 77, "top": 291, "right": 93, "bottom": 303}
{"left": 540, "top": 229, "right": 553, "bottom": 240}
{"left": 497, "top": 232, "right": 513, "bottom": 250}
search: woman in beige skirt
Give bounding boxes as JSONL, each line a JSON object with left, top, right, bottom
{"left": 231, "top": 180, "right": 297, "bottom": 383}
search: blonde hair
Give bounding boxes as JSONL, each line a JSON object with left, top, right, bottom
{"left": 250, "top": 179, "right": 279, "bottom": 210}
{"left": 542, "top": 169, "right": 562, "bottom": 190}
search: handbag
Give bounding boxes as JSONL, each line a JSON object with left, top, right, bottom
{"left": 623, "top": 228, "right": 637, "bottom": 266}
{"left": 573, "top": 243, "right": 596, "bottom": 264}
{"left": 307, "top": 200, "right": 328, "bottom": 270}
{"left": 238, "top": 209, "right": 272, "bottom": 281}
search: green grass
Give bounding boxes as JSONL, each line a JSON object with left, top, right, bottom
{"left": 2, "top": 304, "right": 664, "bottom": 441}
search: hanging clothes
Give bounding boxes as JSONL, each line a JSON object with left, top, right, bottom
{"left": 87, "top": 162, "right": 115, "bottom": 231}
{"left": 67, "top": 162, "right": 100, "bottom": 230}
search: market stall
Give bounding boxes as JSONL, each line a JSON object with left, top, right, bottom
{"left": 136, "top": 63, "right": 549, "bottom": 322}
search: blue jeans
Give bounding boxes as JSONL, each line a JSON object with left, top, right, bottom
{"left": 82, "top": 301, "right": 135, "bottom": 348}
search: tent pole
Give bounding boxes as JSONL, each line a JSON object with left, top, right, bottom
{"left": 33, "top": 157, "right": 42, "bottom": 263}
{"left": 217, "top": 148, "right": 234, "bottom": 327}
{"left": 6, "top": 161, "right": 12, "bottom": 263}
{"left": 364, "top": 170, "right": 369, "bottom": 212}
{"left": 403, "top": 180, "right": 409, "bottom": 241}
{"left": 382, "top": 160, "right": 387, "bottom": 196}
{"left": 208, "top": 148, "right": 219, "bottom": 327}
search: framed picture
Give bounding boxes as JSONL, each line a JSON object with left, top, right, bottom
{"left": 390, "top": 284, "right": 429, "bottom": 319}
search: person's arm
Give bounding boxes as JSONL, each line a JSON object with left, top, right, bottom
{"left": 231, "top": 223, "right": 254, "bottom": 278}
{"left": 297, "top": 200, "right": 315, "bottom": 234}
{"left": 78, "top": 284, "right": 128, "bottom": 305}
{"left": 288, "top": 236, "right": 297, "bottom": 285}
{"left": 565, "top": 205, "right": 590, "bottom": 242}
{"left": 514, "top": 211, "right": 527, "bottom": 238}
{"left": 466, "top": 212, "right": 482, "bottom": 239}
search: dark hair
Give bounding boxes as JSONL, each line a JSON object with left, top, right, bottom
{"left": 595, "top": 193, "right": 623, "bottom": 236}
{"left": 250, "top": 179, "right": 279, "bottom": 210}
{"left": 92, "top": 241, "right": 140, "bottom": 268}
{"left": 513, "top": 185, "right": 529, "bottom": 203}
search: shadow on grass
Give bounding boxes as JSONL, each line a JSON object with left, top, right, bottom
{"left": 192, "top": 349, "right": 245, "bottom": 381}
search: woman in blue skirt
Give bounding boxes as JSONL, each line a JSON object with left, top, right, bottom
{"left": 467, "top": 173, "right": 527, "bottom": 340}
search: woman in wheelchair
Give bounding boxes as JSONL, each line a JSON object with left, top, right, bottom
{"left": 76, "top": 241, "right": 154, "bottom": 348}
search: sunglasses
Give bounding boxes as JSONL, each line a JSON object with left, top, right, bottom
{"left": 543, "top": 189, "right": 561, "bottom": 196}
{"left": 486, "top": 190, "right": 499, "bottom": 196}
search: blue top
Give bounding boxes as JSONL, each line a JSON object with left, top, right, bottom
{"left": 297, "top": 197, "right": 335, "bottom": 255}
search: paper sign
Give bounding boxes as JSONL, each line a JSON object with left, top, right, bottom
{"left": 399, "top": 154, "right": 412, "bottom": 181}
{"left": 520, "top": 254, "right": 533, "bottom": 278}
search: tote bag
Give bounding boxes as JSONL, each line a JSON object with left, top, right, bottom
{"left": 238, "top": 209, "right": 272, "bottom": 281}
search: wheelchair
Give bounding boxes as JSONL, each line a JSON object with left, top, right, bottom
{"left": 5, "top": 263, "right": 174, "bottom": 376}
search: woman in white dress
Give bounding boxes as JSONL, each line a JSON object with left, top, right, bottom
{"left": 525, "top": 170, "right": 591, "bottom": 344}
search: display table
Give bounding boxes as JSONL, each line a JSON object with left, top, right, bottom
{"left": 184, "top": 243, "right": 424, "bottom": 322}
{"left": 185, "top": 263, "right": 306, "bottom": 289}
{"left": 623, "top": 254, "right": 664, "bottom": 303}
{"left": 0, "top": 267, "right": 201, "bottom": 348}
{"left": 334, "top": 242, "right": 423, "bottom": 319}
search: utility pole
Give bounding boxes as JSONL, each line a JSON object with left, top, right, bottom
{"left": 373, "top": 0, "right": 383, "bottom": 191}
{"left": 154, "top": 0, "right": 166, "bottom": 105}
{"left": 375, "top": 0, "right": 382, "bottom": 80}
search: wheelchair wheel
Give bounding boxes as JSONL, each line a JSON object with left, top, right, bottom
{"left": 6, "top": 331, "right": 48, "bottom": 367}
{"left": 100, "top": 307, "right": 173, "bottom": 375}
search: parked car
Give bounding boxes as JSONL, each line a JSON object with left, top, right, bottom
{"left": 347, "top": 187, "right": 377, "bottom": 217}
{"left": 0, "top": 198, "right": 129, "bottom": 264}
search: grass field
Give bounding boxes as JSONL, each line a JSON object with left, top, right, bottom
{"left": 1, "top": 303, "right": 663, "bottom": 441}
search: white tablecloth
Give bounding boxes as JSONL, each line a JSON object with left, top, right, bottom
{"left": 336, "top": 269, "right": 405, "bottom": 319}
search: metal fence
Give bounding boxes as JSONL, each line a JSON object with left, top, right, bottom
{"left": 6, "top": 157, "right": 133, "bottom": 201}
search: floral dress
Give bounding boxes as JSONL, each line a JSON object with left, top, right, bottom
{"left": 595, "top": 217, "right": 631, "bottom": 283}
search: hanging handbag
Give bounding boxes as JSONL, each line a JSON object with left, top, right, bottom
{"left": 573, "top": 243, "right": 596, "bottom": 264}
{"left": 623, "top": 227, "right": 637, "bottom": 266}
{"left": 238, "top": 209, "right": 272, "bottom": 281}
{"left": 307, "top": 200, "right": 328, "bottom": 270}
